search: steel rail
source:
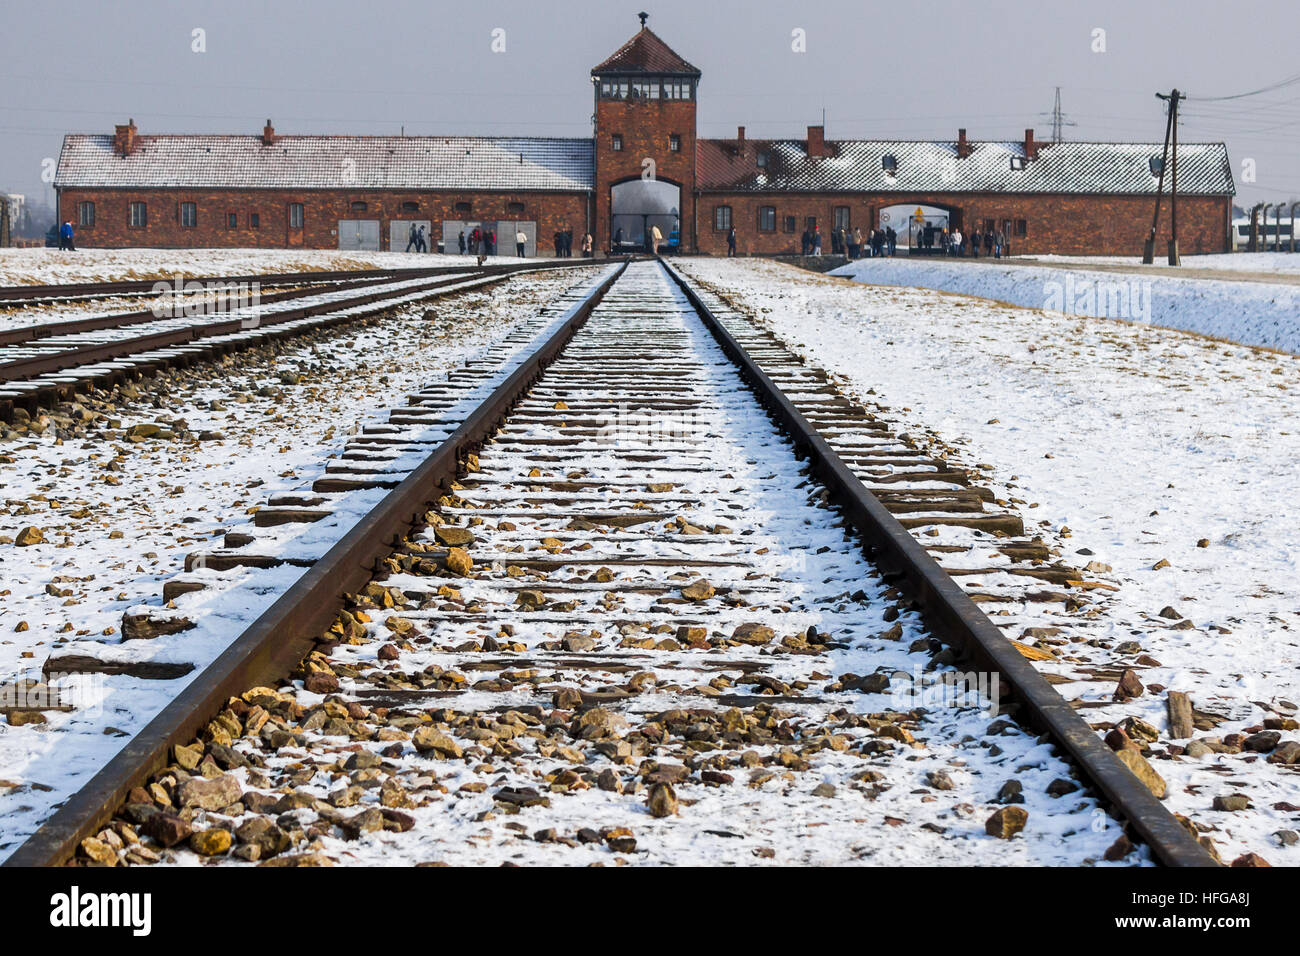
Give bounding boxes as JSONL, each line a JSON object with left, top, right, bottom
{"left": 1, "top": 260, "right": 626, "bottom": 868}
{"left": 659, "top": 258, "right": 1216, "bottom": 868}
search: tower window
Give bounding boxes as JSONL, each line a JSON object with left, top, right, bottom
{"left": 611, "top": 134, "right": 623, "bottom": 152}
{"left": 669, "top": 134, "right": 681, "bottom": 152}
{"left": 630, "top": 80, "right": 659, "bottom": 99}
{"left": 663, "top": 80, "right": 693, "bottom": 99}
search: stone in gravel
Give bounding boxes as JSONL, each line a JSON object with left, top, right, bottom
{"left": 680, "top": 579, "right": 715, "bottom": 602}
{"left": 563, "top": 634, "right": 596, "bottom": 652}
{"left": 341, "top": 807, "right": 385, "bottom": 840}
{"left": 1104, "top": 834, "right": 1135, "bottom": 861}
{"left": 516, "top": 589, "right": 547, "bottom": 609}
{"left": 303, "top": 671, "right": 339, "bottom": 695}
{"left": 258, "top": 853, "right": 334, "bottom": 867}
{"left": 812, "top": 783, "right": 837, "bottom": 798}
{"left": 1184, "top": 739, "right": 1215, "bottom": 759}
{"left": 14, "top": 527, "right": 44, "bottom": 547}
{"left": 1268, "top": 741, "right": 1300, "bottom": 765}
{"left": 444, "top": 548, "right": 473, "bottom": 576}
{"left": 1157, "top": 606, "right": 1183, "bottom": 620}
{"left": 7, "top": 711, "right": 46, "bottom": 727}
{"left": 647, "top": 783, "right": 678, "bottom": 817}
{"left": 434, "top": 526, "right": 475, "bottom": 547}
{"left": 190, "top": 828, "right": 232, "bottom": 856}
{"left": 173, "top": 742, "right": 203, "bottom": 771}
{"left": 1115, "top": 749, "right": 1167, "bottom": 799}
{"left": 1046, "top": 778, "right": 1080, "bottom": 797}
{"left": 80, "top": 836, "right": 117, "bottom": 866}
{"left": 236, "top": 817, "right": 291, "bottom": 858}
{"left": 927, "top": 770, "right": 955, "bottom": 791}
{"left": 411, "top": 727, "right": 463, "bottom": 758}
{"left": 1113, "top": 669, "right": 1145, "bottom": 701}
{"left": 731, "top": 622, "right": 775, "bottom": 645}
{"left": 1230, "top": 853, "right": 1271, "bottom": 867}
{"left": 843, "top": 672, "right": 891, "bottom": 693}
{"left": 1243, "top": 730, "right": 1281, "bottom": 753}
{"left": 996, "top": 780, "right": 1024, "bottom": 804}
{"left": 1212, "top": 794, "right": 1251, "bottom": 812}
{"left": 985, "top": 806, "right": 1029, "bottom": 839}
{"left": 1273, "top": 830, "right": 1299, "bottom": 846}
{"left": 377, "top": 643, "right": 400, "bottom": 661}
{"left": 142, "top": 812, "right": 192, "bottom": 848}
{"left": 344, "top": 750, "right": 382, "bottom": 771}
{"left": 243, "top": 791, "right": 279, "bottom": 814}
{"left": 176, "top": 773, "right": 241, "bottom": 811}
{"left": 552, "top": 687, "right": 582, "bottom": 710}
{"left": 596, "top": 768, "right": 623, "bottom": 793}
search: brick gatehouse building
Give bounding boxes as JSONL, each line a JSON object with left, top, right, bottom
{"left": 54, "top": 20, "right": 1235, "bottom": 256}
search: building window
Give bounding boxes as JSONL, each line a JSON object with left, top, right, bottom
{"left": 805, "top": 216, "right": 817, "bottom": 231}
{"left": 180, "top": 202, "right": 197, "bottom": 228}
{"left": 663, "top": 80, "right": 693, "bottom": 99}
{"left": 288, "top": 203, "right": 304, "bottom": 228}
{"left": 834, "top": 206, "right": 851, "bottom": 231}
{"left": 227, "top": 212, "right": 238, "bottom": 229}
{"left": 1014, "top": 219, "right": 1028, "bottom": 237}
{"left": 400, "top": 201, "right": 419, "bottom": 213}
{"left": 630, "top": 80, "right": 659, "bottom": 99}
{"left": 669, "top": 134, "right": 681, "bottom": 152}
{"left": 250, "top": 212, "right": 260, "bottom": 228}
{"left": 129, "top": 202, "right": 147, "bottom": 228}
{"left": 882, "top": 154, "right": 898, "bottom": 173}
{"left": 611, "top": 134, "right": 623, "bottom": 152}
{"left": 600, "top": 79, "right": 630, "bottom": 100}
{"left": 756, "top": 152, "right": 769, "bottom": 168}
{"left": 758, "top": 206, "right": 776, "bottom": 231}
{"left": 506, "top": 201, "right": 526, "bottom": 216}
{"left": 783, "top": 215, "right": 797, "bottom": 233}
{"left": 454, "top": 201, "right": 472, "bottom": 216}
{"left": 78, "top": 201, "right": 95, "bottom": 227}
{"left": 1010, "top": 156, "right": 1028, "bottom": 171}
{"left": 714, "top": 206, "right": 732, "bottom": 231}
{"left": 350, "top": 201, "right": 368, "bottom": 213}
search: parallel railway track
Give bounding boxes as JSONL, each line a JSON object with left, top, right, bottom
{"left": 2, "top": 259, "right": 1213, "bottom": 867}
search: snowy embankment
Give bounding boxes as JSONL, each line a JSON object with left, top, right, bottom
{"left": 830, "top": 258, "right": 1300, "bottom": 354}
{"left": 680, "top": 257, "right": 1300, "bottom": 864}
{"left": 0, "top": 248, "right": 492, "bottom": 286}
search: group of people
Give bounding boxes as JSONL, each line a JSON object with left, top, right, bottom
{"left": 842, "top": 226, "right": 897, "bottom": 258}
{"left": 929, "top": 225, "right": 1007, "bottom": 258}
{"left": 456, "top": 227, "right": 497, "bottom": 256}
{"left": 404, "top": 222, "right": 428, "bottom": 253}
{"left": 553, "top": 228, "right": 593, "bottom": 257}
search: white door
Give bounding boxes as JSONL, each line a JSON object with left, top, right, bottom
{"left": 337, "top": 219, "right": 380, "bottom": 251}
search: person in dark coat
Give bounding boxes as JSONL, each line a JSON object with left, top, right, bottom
{"left": 727, "top": 225, "right": 737, "bottom": 257}
{"left": 458, "top": 230, "right": 466, "bottom": 255}
{"left": 405, "top": 222, "right": 418, "bottom": 252}
{"left": 886, "top": 226, "right": 897, "bottom": 256}
{"left": 613, "top": 226, "right": 624, "bottom": 253}
{"left": 984, "top": 229, "right": 994, "bottom": 255}
{"left": 800, "top": 229, "right": 810, "bottom": 256}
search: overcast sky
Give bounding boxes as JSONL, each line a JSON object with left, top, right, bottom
{"left": 3, "top": 0, "right": 1297, "bottom": 208}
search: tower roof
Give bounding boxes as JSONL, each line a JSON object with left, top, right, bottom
{"left": 592, "top": 27, "right": 700, "bottom": 77}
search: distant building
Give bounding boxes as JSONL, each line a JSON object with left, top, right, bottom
{"left": 53, "top": 22, "right": 1235, "bottom": 255}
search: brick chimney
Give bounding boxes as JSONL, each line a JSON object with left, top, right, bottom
{"left": 262, "top": 119, "right": 277, "bottom": 146}
{"left": 737, "top": 126, "right": 745, "bottom": 148}
{"left": 1024, "top": 128, "right": 1039, "bottom": 160}
{"left": 807, "top": 125, "right": 827, "bottom": 158}
{"left": 113, "top": 119, "right": 138, "bottom": 157}
{"left": 957, "top": 128, "right": 972, "bottom": 159}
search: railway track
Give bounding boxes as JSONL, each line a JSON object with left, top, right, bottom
{"left": 3, "top": 259, "right": 1214, "bottom": 867}
{"left": 0, "top": 263, "right": 495, "bottom": 308}
{"left": 0, "top": 259, "right": 597, "bottom": 423}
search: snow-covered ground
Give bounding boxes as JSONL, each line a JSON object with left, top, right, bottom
{"left": 831, "top": 257, "right": 1300, "bottom": 354}
{"left": 0, "top": 267, "right": 599, "bottom": 856}
{"left": 680, "top": 257, "right": 1300, "bottom": 864}
{"left": 0, "top": 247, "right": 514, "bottom": 286}
{"left": 1024, "top": 252, "right": 1300, "bottom": 274}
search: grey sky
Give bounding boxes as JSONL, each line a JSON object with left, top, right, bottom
{"left": 3, "top": 0, "right": 1297, "bottom": 208}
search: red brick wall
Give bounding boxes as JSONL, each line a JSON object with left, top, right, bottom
{"left": 57, "top": 188, "right": 591, "bottom": 252}
{"left": 594, "top": 97, "right": 696, "bottom": 252}
{"left": 693, "top": 191, "right": 1232, "bottom": 256}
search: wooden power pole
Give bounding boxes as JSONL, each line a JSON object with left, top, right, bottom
{"left": 1158, "top": 89, "right": 1184, "bottom": 265}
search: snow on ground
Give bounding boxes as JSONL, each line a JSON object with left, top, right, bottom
{"left": 1025, "top": 253, "right": 1300, "bottom": 275}
{"left": 0, "top": 267, "right": 599, "bottom": 856}
{"left": 831, "top": 257, "right": 1300, "bottom": 354}
{"left": 0, "top": 247, "right": 517, "bottom": 286}
{"left": 679, "top": 256, "right": 1300, "bottom": 864}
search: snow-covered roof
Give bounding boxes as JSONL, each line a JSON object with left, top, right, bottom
{"left": 55, "top": 134, "right": 595, "bottom": 192}
{"left": 697, "top": 138, "right": 1235, "bottom": 196}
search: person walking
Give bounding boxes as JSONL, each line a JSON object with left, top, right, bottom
{"left": 649, "top": 223, "right": 663, "bottom": 254}
{"left": 727, "top": 225, "right": 737, "bottom": 257}
{"left": 984, "top": 228, "right": 994, "bottom": 256}
{"left": 812, "top": 225, "right": 822, "bottom": 255}
{"left": 58, "top": 220, "right": 75, "bottom": 251}
{"left": 582, "top": 233, "right": 593, "bottom": 257}
{"left": 886, "top": 226, "right": 896, "bottom": 256}
{"left": 994, "top": 228, "right": 1006, "bottom": 258}
{"left": 516, "top": 228, "right": 527, "bottom": 257}
{"left": 405, "top": 222, "right": 418, "bottom": 252}
{"left": 417, "top": 224, "right": 427, "bottom": 253}
{"left": 458, "top": 230, "right": 466, "bottom": 255}
{"left": 470, "top": 226, "right": 481, "bottom": 256}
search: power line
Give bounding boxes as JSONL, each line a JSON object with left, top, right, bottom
{"left": 1188, "top": 71, "right": 1300, "bottom": 102}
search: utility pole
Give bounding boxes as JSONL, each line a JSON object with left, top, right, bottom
{"left": 1142, "top": 93, "right": 1175, "bottom": 264}
{"left": 1157, "top": 88, "right": 1184, "bottom": 265}
{"left": 1048, "top": 87, "right": 1075, "bottom": 142}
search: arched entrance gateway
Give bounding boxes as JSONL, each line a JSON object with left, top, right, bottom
{"left": 610, "top": 178, "right": 681, "bottom": 253}
{"left": 877, "top": 202, "right": 961, "bottom": 254}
